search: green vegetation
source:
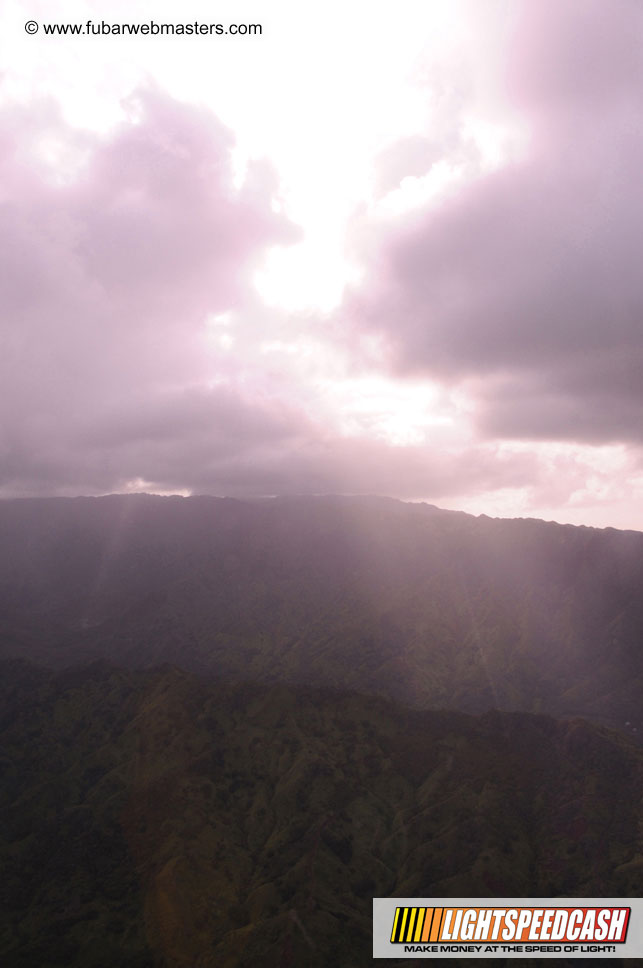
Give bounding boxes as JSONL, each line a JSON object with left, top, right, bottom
{"left": 1, "top": 495, "right": 642, "bottom": 965}
{"left": 1, "top": 660, "right": 641, "bottom": 967}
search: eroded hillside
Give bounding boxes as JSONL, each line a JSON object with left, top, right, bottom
{"left": 1, "top": 660, "right": 641, "bottom": 967}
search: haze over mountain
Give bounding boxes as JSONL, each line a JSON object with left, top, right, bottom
{"left": 2, "top": 494, "right": 642, "bottom": 966}
{"left": 2, "top": 494, "right": 642, "bottom": 730}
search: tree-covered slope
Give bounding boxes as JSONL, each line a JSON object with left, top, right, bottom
{"left": 1, "top": 660, "right": 641, "bottom": 967}
{"left": 1, "top": 494, "right": 642, "bottom": 728}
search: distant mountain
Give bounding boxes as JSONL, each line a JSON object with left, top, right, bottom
{"left": 1, "top": 660, "right": 640, "bottom": 967}
{"left": 1, "top": 494, "right": 642, "bottom": 730}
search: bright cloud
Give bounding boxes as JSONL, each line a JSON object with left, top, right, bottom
{"left": 1, "top": 0, "right": 643, "bottom": 530}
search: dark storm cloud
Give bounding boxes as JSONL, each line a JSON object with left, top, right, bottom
{"left": 348, "top": 0, "right": 643, "bottom": 445}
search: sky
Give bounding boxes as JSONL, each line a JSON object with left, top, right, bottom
{"left": 2, "top": 0, "right": 643, "bottom": 530}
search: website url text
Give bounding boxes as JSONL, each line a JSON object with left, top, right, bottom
{"left": 25, "top": 20, "right": 263, "bottom": 37}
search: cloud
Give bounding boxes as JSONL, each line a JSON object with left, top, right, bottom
{"left": 0, "top": 84, "right": 537, "bottom": 505}
{"left": 347, "top": 0, "right": 643, "bottom": 446}
{"left": 0, "top": 87, "right": 302, "bottom": 495}
{"left": 143, "top": 432, "right": 539, "bottom": 504}
{"left": 4, "top": 11, "right": 643, "bottom": 529}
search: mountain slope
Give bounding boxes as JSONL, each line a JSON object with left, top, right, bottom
{"left": 1, "top": 494, "right": 642, "bottom": 729}
{"left": 1, "top": 660, "right": 641, "bottom": 967}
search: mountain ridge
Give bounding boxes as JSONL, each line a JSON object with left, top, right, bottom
{"left": 4, "top": 490, "right": 639, "bottom": 533}
{"left": 2, "top": 495, "right": 642, "bottom": 965}
{"left": 1, "top": 493, "right": 642, "bottom": 732}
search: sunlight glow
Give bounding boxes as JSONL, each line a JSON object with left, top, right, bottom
{"left": 3, "top": 0, "right": 472, "bottom": 314}
{"left": 122, "top": 478, "right": 192, "bottom": 496}
{"left": 327, "top": 377, "right": 458, "bottom": 446}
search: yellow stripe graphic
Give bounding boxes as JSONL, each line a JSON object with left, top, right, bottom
{"left": 391, "top": 906, "right": 454, "bottom": 943}
{"left": 404, "top": 908, "right": 417, "bottom": 941}
{"left": 390, "top": 907, "right": 401, "bottom": 943}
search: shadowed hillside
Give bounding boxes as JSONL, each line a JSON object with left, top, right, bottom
{"left": 1, "top": 494, "right": 642, "bottom": 730}
{"left": 1, "top": 660, "right": 641, "bottom": 967}
{"left": 2, "top": 495, "right": 642, "bottom": 965}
